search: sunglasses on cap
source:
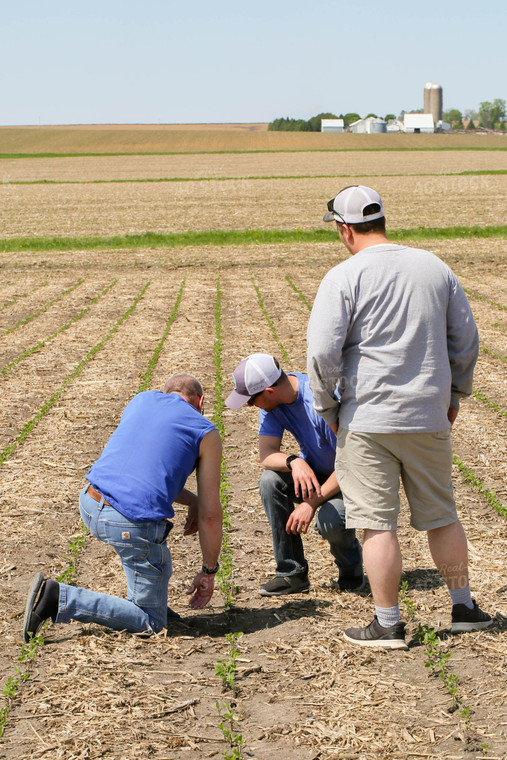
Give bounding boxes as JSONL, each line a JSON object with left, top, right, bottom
{"left": 326, "top": 198, "right": 347, "bottom": 225}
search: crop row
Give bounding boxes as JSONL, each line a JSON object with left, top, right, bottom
{"left": 0, "top": 280, "right": 150, "bottom": 467}
{"left": 1, "top": 279, "right": 84, "bottom": 337}
{"left": 0, "top": 279, "right": 48, "bottom": 312}
{"left": 1, "top": 279, "right": 117, "bottom": 377}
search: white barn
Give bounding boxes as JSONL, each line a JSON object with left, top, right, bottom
{"left": 321, "top": 118, "right": 344, "bottom": 133}
{"left": 348, "top": 117, "right": 387, "bottom": 134}
{"left": 403, "top": 113, "right": 434, "bottom": 133}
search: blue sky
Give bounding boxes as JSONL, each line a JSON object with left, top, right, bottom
{"left": 1, "top": 0, "right": 505, "bottom": 125}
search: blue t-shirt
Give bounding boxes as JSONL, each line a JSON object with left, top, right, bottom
{"left": 86, "top": 391, "right": 216, "bottom": 521}
{"left": 258, "top": 373, "right": 336, "bottom": 476}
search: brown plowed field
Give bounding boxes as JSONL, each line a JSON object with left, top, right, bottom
{"left": 0, "top": 136, "right": 505, "bottom": 760}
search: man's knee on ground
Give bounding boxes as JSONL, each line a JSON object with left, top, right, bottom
{"left": 315, "top": 500, "right": 346, "bottom": 542}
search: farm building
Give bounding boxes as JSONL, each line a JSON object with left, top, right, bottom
{"left": 403, "top": 113, "right": 435, "bottom": 133}
{"left": 386, "top": 119, "right": 404, "bottom": 132}
{"left": 348, "top": 116, "right": 387, "bottom": 134}
{"left": 321, "top": 118, "right": 344, "bottom": 133}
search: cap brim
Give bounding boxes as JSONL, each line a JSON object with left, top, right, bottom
{"left": 323, "top": 211, "right": 336, "bottom": 222}
{"left": 225, "top": 389, "right": 251, "bottom": 410}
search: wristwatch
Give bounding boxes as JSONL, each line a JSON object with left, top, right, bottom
{"left": 286, "top": 454, "right": 299, "bottom": 470}
{"left": 202, "top": 562, "right": 220, "bottom": 575}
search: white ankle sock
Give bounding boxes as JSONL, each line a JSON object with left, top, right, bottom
{"left": 375, "top": 604, "right": 400, "bottom": 628}
{"left": 449, "top": 584, "right": 474, "bottom": 609}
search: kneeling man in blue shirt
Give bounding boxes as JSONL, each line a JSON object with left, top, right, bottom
{"left": 24, "top": 374, "right": 223, "bottom": 640}
{"left": 226, "top": 353, "right": 363, "bottom": 596}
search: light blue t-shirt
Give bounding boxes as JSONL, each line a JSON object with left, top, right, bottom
{"left": 87, "top": 391, "right": 216, "bottom": 521}
{"left": 258, "top": 373, "right": 336, "bottom": 476}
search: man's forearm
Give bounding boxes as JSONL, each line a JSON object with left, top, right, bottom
{"left": 260, "top": 451, "right": 293, "bottom": 471}
{"left": 198, "top": 513, "right": 223, "bottom": 568}
{"left": 306, "top": 472, "right": 340, "bottom": 509}
{"left": 175, "top": 487, "right": 198, "bottom": 507}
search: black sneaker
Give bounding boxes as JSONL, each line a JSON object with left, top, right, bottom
{"left": 451, "top": 599, "right": 493, "bottom": 633}
{"left": 337, "top": 574, "right": 366, "bottom": 592}
{"left": 259, "top": 574, "right": 310, "bottom": 597}
{"left": 23, "top": 573, "right": 58, "bottom": 642}
{"left": 343, "top": 616, "right": 408, "bottom": 650}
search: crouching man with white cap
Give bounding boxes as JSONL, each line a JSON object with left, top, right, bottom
{"left": 226, "top": 353, "right": 363, "bottom": 596}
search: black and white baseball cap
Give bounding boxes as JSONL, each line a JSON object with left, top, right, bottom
{"left": 225, "top": 354, "right": 282, "bottom": 410}
{"left": 323, "top": 185, "right": 384, "bottom": 224}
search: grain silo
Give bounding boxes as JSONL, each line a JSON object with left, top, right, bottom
{"left": 424, "top": 82, "right": 443, "bottom": 123}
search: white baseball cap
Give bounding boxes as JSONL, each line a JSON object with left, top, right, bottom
{"left": 225, "top": 354, "right": 282, "bottom": 410}
{"left": 323, "top": 185, "right": 384, "bottom": 224}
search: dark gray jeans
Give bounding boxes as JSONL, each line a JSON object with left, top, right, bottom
{"left": 259, "top": 470, "right": 363, "bottom": 578}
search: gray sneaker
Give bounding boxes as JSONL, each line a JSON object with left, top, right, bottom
{"left": 259, "top": 574, "right": 310, "bottom": 597}
{"left": 451, "top": 600, "right": 493, "bottom": 633}
{"left": 344, "top": 616, "right": 408, "bottom": 650}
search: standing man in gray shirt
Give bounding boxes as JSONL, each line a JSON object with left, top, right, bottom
{"left": 307, "top": 185, "right": 492, "bottom": 650}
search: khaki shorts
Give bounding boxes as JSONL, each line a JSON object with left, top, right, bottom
{"left": 335, "top": 428, "right": 458, "bottom": 531}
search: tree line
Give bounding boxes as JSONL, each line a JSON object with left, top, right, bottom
{"left": 268, "top": 100, "right": 506, "bottom": 132}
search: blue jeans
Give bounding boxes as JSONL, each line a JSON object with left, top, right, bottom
{"left": 56, "top": 487, "right": 172, "bottom": 634}
{"left": 259, "top": 470, "right": 363, "bottom": 578}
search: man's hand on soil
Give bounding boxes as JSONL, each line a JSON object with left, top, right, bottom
{"left": 186, "top": 571, "right": 215, "bottom": 608}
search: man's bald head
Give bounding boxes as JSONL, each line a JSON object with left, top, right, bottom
{"left": 164, "top": 374, "right": 203, "bottom": 402}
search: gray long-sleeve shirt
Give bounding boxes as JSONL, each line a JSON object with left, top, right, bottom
{"left": 307, "top": 243, "right": 478, "bottom": 433}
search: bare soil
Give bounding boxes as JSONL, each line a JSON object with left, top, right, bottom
{"left": 1, "top": 150, "right": 506, "bottom": 183}
{"left": 0, "top": 174, "right": 505, "bottom": 238}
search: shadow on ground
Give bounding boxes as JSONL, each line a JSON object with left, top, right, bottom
{"left": 167, "top": 597, "right": 332, "bottom": 637}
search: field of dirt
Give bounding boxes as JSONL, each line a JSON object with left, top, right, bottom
{"left": 1, "top": 150, "right": 507, "bottom": 184}
{"left": 1, "top": 174, "right": 505, "bottom": 238}
{"left": 0, "top": 138, "right": 506, "bottom": 760}
{"left": 0, "top": 125, "right": 505, "bottom": 155}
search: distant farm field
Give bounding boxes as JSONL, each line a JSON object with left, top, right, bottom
{"left": 0, "top": 124, "right": 506, "bottom": 154}
{"left": 0, "top": 125, "right": 505, "bottom": 760}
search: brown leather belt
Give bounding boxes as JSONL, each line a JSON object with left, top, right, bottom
{"left": 86, "top": 484, "right": 111, "bottom": 506}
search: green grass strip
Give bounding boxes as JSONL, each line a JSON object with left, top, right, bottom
{"left": 251, "top": 277, "right": 291, "bottom": 367}
{"left": 137, "top": 280, "right": 185, "bottom": 392}
{"left": 1, "top": 280, "right": 117, "bottom": 376}
{"left": 463, "top": 287, "right": 507, "bottom": 312}
{"left": 5, "top": 168, "right": 507, "bottom": 186}
{"left": 1, "top": 279, "right": 84, "bottom": 336}
{"left": 285, "top": 274, "right": 312, "bottom": 311}
{"left": 0, "top": 280, "right": 48, "bottom": 312}
{"left": 0, "top": 281, "right": 150, "bottom": 468}
{"left": 0, "top": 225, "right": 505, "bottom": 254}
{"left": 0, "top": 146, "right": 506, "bottom": 160}
{"left": 453, "top": 454, "right": 507, "bottom": 520}
{"left": 472, "top": 390, "right": 507, "bottom": 418}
